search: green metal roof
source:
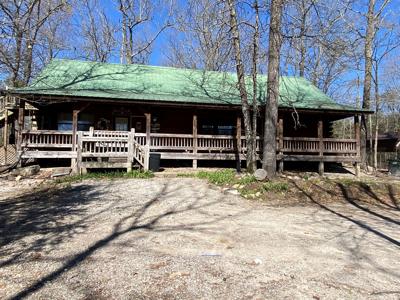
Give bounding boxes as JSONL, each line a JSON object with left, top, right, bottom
{"left": 13, "top": 59, "right": 363, "bottom": 112}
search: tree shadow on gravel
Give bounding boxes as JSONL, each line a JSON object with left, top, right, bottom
{"left": 292, "top": 181, "right": 400, "bottom": 249}
{"left": 0, "top": 184, "right": 108, "bottom": 269}
{"left": 298, "top": 180, "right": 400, "bottom": 286}
{"left": 337, "top": 183, "right": 400, "bottom": 226}
{"left": 7, "top": 180, "right": 249, "bottom": 299}
{"left": 387, "top": 184, "right": 399, "bottom": 210}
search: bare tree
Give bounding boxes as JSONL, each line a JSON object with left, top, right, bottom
{"left": 371, "top": 20, "right": 399, "bottom": 170}
{"left": 250, "top": 0, "right": 261, "bottom": 172}
{"left": 78, "top": 0, "right": 117, "bottom": 62}
{"left": 361, "top": 0, "right": 392, "bottom": 169}
{"left": 164, "top": 0, "right": 233, "bottom": 71}
{"left": 361, "top": 0, "right": 376, "bottom": 169}
{"left": 262, "top": 0, "right": 284, "bottom": 178}
{"left": 226, "top": 0, "right": 255, "bottom": 172}
{"left": 0, "top": 0, "right": 69, "bottom": 86}
{"left": 225, "top": 0, "right": 265, "bottom": 172}
{"left": 117, "top": 0, "right": 172, "bottom": 64}
{"left": 281, "top": 0, "right": 361, "bottom": 96}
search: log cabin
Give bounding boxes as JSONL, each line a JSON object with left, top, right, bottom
{"left": 0, "top": 59, "right": 371, "bottom": 174}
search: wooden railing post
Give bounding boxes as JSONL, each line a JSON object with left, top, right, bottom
{"left": 89, "top": 126, "right": 94, "bottom": 137}
{"left": 71, "top": 109, "right": 79, "bottom": 170}
{"left": 236, "top": 116, "right": 242, "bottom": 172}
{"left": 16, "top": 100, "right": 25, "bottom": 166}
{"left": 76, "top": 131, "right": 83, "bottom": 174}
{"left": 144, "top": 113, "right": 151, "bottom": 171}
{"left": 318, "top": 120, "right": 324, "bottom": 175}
{"left": 127, "top": 128, "right": 135, "bottom": 172}
{"left": 144, "top": 147, "right": 150, "bottom": 171}
{"left": 278, "top": 118, "right": 284, "bottom": 172}
{"left": 354, "top": 115, "right": 360, "bottom": 177}
{"left": 145, "top": 113, "right": 151, "bottom": 147}
{"left": 193, "top": 114, "right": 198, "bottom": 168}
{"left": 3, "top": 108, "right": 8, "bottom": 164}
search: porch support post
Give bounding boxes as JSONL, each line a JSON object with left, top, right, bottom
{"left": 278, "top": 118, "right": 284, "bottom": 173}
{"left": 318, "top": 120, "right": 324, "bottom": 176}
{"left": 127, "top": 128, "right": 135, "bottom": 172}
{"left": 145, "top": 113, "right": 151, "bottom": 146}
{"left": 16, "top": 100, "right": 25, "bottom": 166}
{"left": 71, "top": 109, "right": 79, "bottom": 171}
{"left": 192, "top": 114, "right": 198, "bottom": 169}
{"left": 76, "top": 131, "right": 83, "bottom": 174}
{"left": 3, "top": 108, "right": 8, "bottom": 165}
{"left": 144, "top": 113, "right": 151, "bottom": 171}
{"left": 354, "top": 115, "right": 360, "bottom": 177}
{"left": 236, "top": 116, "right": 242, "bottom": 172}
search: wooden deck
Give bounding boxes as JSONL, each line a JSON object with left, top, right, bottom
{"left": 17, "top": 129, "right": 360, "bottom": 174}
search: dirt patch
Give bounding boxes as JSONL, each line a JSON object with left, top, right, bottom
{"left": 0, "top": 177, "right": 399, "bottom": 299}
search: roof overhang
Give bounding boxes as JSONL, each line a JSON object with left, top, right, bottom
{"left": 8, "top": 90, "right": 373, "bottom": 116}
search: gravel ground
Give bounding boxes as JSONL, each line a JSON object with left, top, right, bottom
{"left": 0, "top": 177, "right": 399, "bottom": 299}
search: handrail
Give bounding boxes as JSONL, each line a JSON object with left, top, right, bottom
{"left": 20, "top": 130, "right": 359, "bottom": 157}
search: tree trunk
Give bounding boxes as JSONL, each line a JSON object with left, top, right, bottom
{"left": 299, "top": 0, "right": 308, "bottom": 77}
{"left": 361, "top": 0, "right": 376, "bottom": 170}
{"left": 12, "top": 30, "right": 23, "bottom": 87}
{"left": 119, "top": 1, "right": 127, "bottom": 64}
{"left": 127, "top": 26, "right": 134, "bottom": 64}
{"left": 23, "top": 40, "right": 34, "bottom": 85}
{"left": 250, "top": 0, "right": 260, "bottom": 172}
{"left": 262, "top": 0, "right": 284, "bottom": 178}
{"left": 226, "top": 0, "right": 255, "bottom": 172}
{"left": 373, "top": 61, "right": 379, "bottom": 171}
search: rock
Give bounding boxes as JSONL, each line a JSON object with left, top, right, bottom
{"left": 19, "top": 165, "right": 40, "bottom": 177}
{"left": 169, "top": 271, "right": 190, "bottom": 279}
{"left": 232, "top": 184, "right": 239, "bottom": 189}
{"left": 226, "top": 189, "right": 240, "bottom": 195}
{"left": 253, "top": 258, "right": 263, "bottom": 265}
{"left": 6, "top": 175, "right": 15, "bottom": 181}
{"left": 149, "top": 261, "right": 168, "bottom": 270}
{"left": 51, "top": 167, "right": 72, "bottom": 178}
{"left": 15, "top": 175, "right": 22, "bottom": 181}
{"left": 255, "top": 192, "right": 261, "bottom": 197}
{"left": 254, "top": 169, "right": 267, "bottom": 181}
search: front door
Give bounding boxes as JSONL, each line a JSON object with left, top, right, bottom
{"left": 131, "top": 115, "right": 146, "bottom": 133}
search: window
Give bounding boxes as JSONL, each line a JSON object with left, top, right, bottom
{"left": 115, "top": 117, "right": 129, "bottom": 131}
{"left": 57, "top": 112, "right": 94, "bottom": 131}
{"left": 201, "top": 124, "right": 235, "bottom": 135}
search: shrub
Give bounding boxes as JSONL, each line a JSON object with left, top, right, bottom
{"left": 262, "top": 181, "right": 289, "bottom": 193}
{"left": 237, "top": 175, "right": 257, "bottom": 185}
{"left": 196, "top": 169, "right": 236, "bottom": 185}
{"left": 176, "top": 173, "right": 195, "bottom": 178}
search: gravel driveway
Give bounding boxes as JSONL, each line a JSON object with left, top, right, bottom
{"left": 1, "top": 177, "right": 399, "bottom": 299}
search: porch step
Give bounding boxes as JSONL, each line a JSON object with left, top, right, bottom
{"left": 81, "top": 161, "right": 141, "bottom": 169}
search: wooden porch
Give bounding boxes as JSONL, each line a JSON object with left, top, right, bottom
{"left": 19, "top": 122, "right": 361, "bottom": 175}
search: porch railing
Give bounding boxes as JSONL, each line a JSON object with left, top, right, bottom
{"left": 21, "top": 130, "right": 74, "bottom": 148}
{"left": 281, "top": 137, "right": 357, "bottom": 155}
{"left": 21, "top": 130, "right": 359, "bottom": 159}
